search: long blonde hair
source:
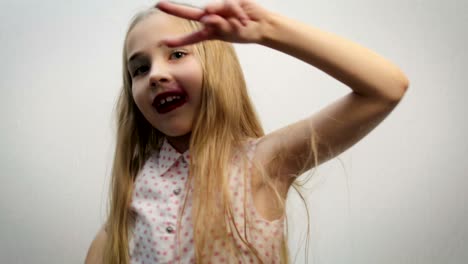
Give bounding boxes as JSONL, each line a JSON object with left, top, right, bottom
{"left": 104, "top": 6, "right": 318, "bottom": 264}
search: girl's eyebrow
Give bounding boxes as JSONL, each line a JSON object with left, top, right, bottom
{"left": 128, "top": 40, "right": 170, "bottom": 64}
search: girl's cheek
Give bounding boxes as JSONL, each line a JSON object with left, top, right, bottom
{"left": 131, "top": 86, "right": 142, "bottom": 103}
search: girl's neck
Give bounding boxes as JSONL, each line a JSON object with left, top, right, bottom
{"left": 166, "top": 133, "right": 191, "bottom": 153}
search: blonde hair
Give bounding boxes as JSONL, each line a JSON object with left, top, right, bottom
{"left": 104, "top": 6, "right": 319, "bottom": 264}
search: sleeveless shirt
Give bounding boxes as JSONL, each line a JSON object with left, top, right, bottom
{"left": 129, "top": 138, "right": 284, "bottom": 263}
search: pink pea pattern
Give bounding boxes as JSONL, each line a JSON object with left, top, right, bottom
{"left": 129, "top": 138, "right": 284, "bottom": 263}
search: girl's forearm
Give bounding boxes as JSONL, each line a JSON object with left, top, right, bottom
{"left": 259, "top": 12, "right": 409, "bottom": 101}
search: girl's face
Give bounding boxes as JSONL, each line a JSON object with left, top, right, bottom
{"left": 126, "top": 12, "right": 203, "bottom": 141}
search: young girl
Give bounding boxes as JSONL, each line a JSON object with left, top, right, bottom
{"left": 85, "top": 0, "right": 409, "bottom": 263}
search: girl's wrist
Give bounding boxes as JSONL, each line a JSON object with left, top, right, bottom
{"left": 257, "top": 11, "right": 284, "bottom": 47}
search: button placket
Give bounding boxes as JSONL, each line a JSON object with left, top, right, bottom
{"left": 173, "top": 187, "right": 182, "bottom": 195}
{"left": 166, "top": 226, "right": 175, "bottom": 234}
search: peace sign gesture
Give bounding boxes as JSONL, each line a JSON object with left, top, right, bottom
{"left": 156, "top": 0, "right": 272, "bottom": 47}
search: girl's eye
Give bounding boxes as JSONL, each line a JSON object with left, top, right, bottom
{"left": 170, "top": 51, "right": 187, "bottom": 60}
{"left": 133, "top": 65, "right": 149, "bottom": 77}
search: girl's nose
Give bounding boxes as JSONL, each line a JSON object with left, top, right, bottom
{"left": 149, "top": 64, "right": 172, "bottom": 87}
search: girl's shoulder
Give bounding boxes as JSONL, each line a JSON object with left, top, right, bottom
{"left": 84, "top": 225, "right": 107, "bottom": 264}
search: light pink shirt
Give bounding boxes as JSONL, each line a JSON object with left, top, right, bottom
{"left": 129, "top": 138, "right": 284, "bottom": 264}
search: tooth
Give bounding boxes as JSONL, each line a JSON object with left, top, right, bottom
{"left": 160, "top": 99, "right": 165, "bottom": 104}
{"left": 166, "top": 97, "right": 173, "bottom": 102}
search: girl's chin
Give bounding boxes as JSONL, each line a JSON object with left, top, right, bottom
{"left": 159, "top": 128, "right": 192, "bottom": 139}
{"left": 151, "top": 121, "right": 192, "bottom": 138}
{"left": 164, "top": 131, "right": 192, "bottom": 139}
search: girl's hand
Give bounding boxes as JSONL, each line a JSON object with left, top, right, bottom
{"left": 156, "top": 0, "right": 272, "bottom": 47}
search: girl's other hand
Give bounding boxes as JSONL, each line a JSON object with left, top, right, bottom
{"left": 156, "top": 0, "right": 272, "bottom": 47}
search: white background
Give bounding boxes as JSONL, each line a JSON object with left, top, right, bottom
{"left": 1, "top": 0, "right": 467, "bottom": 263}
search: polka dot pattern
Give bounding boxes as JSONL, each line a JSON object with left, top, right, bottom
{"left": 129, "top": 138, "right": 193, "bottom": 264}
{"left": 129, "top": 138, "right": 284, "bottom": 263}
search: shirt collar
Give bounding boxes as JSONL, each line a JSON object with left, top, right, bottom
{"left": 156, "top": 138, "right": 190, "bottom": 175}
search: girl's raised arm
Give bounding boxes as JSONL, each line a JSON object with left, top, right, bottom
{"left": 157, "top": 0, "right": 409, "bottom": 187}
{"left": 253, "top": 10, "right": 409, "bottom": 187}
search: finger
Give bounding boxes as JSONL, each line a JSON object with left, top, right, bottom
{"left": 156, "top": 0, "right": 205, "bottom": 21}
{"left": 228, "top": 17, "right": 243, "bottom": 35}
{"left": 205, "top": 1, "right": 249, "bottom": 26}
{"left": 162, "top": 27, "right": 214, "bottom": 47}
{"left": 204, "top": 1, "right": 224, "bottom": 14}
{"left": 225, "top": 0, "right": 249, "bottom": 26}
{"left": 201, "top": 14, "right": 232, "bottom": 34}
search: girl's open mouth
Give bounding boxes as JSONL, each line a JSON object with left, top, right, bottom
{"left": 152, "top": 91, "right": 188, "bottom": 114}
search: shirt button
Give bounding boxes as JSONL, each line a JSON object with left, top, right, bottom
{"left": 166, "top": 226, "right": 175, "bottom": 234}
{"left": 173, "top": 188, "right": 182, "bottom": 195}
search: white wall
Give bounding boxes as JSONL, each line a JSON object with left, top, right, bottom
{"left": 1, "top": 0, "right": 467, "bottom": 263}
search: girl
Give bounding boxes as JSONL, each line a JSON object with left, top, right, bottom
{"left": 86, "top": 0, "right": 409, "bottom": 263}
